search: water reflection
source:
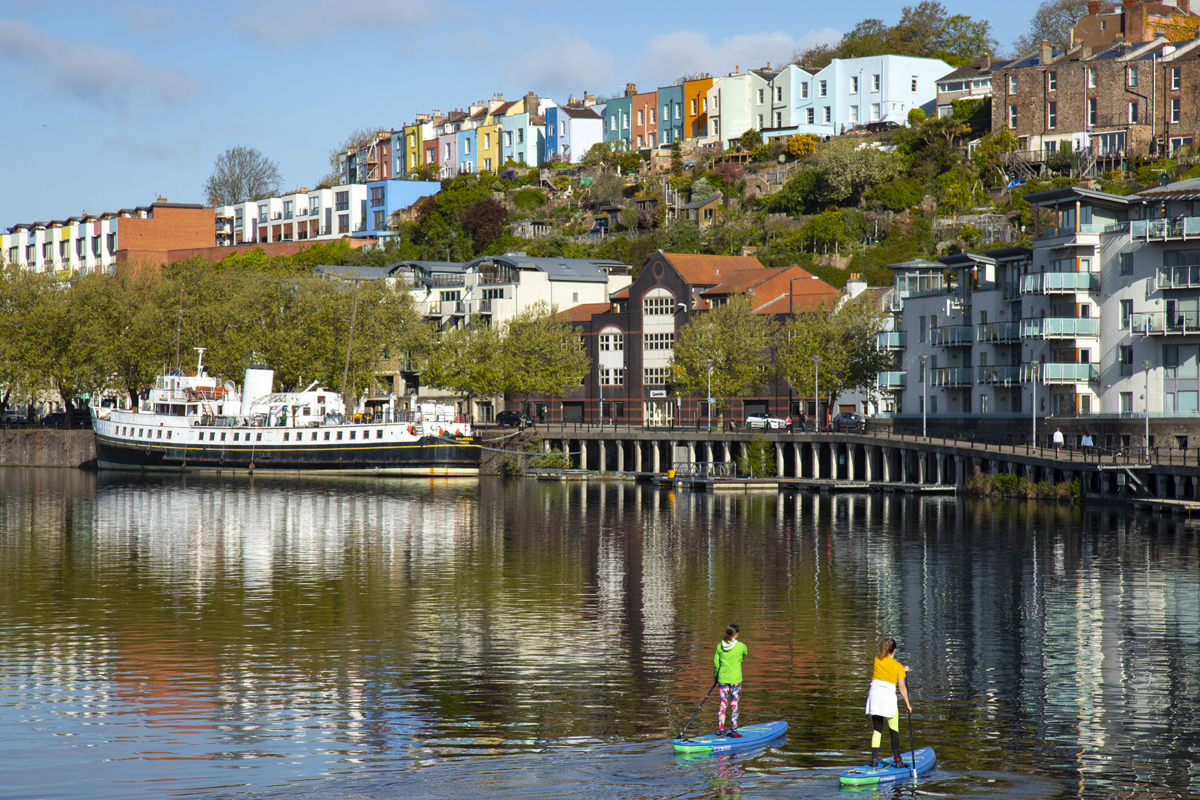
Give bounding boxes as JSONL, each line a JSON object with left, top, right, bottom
{"left": 0, "top": 470, "right": 1197, "bottom": 799}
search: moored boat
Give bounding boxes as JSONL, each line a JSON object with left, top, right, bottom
{"left": 90, "top": 349, "right": 480, "bottom": 475}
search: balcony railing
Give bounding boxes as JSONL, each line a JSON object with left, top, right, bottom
{"left": 1020, "top": 318, "right": 1100, "bottom": 338}
{"left": 877, "top": 331, "right": 906, "bottom": 349}
{"left": 1022, "top": 363, "right": 1099, "bottom": 383}
{"left": 1131, "top": 310, "right": 1200, "bottom": 335}
{"left": 930, "top": 325, "right": 973, "bottom": 347}
{"left": 976, "top": 321, "right": 1021, "bottom": 343}
{"left": 429, "top": 274, "right": 465, "bottom": 286}
{"left": 930, "top": 367, "right": 972, "bottom": 387}
{"left": 1001, "top": 281, "right": 1020, "bottom": 300}
{"left": 977, "top": 365, "right": 1021, "bottom": 385}
{"left": 1130, "top": 216, "right": 1200, "bottom": 241}
{"left": 1156, "top": 266, "right": 1200, "bottom": 290}
{"left": 477, "top": 299, "right": 492, "bottom": 313}
{"left": 877, "top": 371, "right": 906, "bottom": 388}
{"left": 1019, "top": 272, "right": 1099, "bottom": 294}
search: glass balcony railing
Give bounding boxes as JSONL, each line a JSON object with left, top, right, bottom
{"left": 1019, "top": 272, "right": 1099, "bottom": 294}
{"left": 930, "top": 325, "right": 973, "bottom": 347}
{"left": 877, "top": 371, "right": 906, "bottom": 388}
{"left": 1130, "top": 311, "right": 1200, "bottom": 335}
{"left": 1157, "top": 266, "right": 1200, "bottom": 290}
{"left": 1130, "top": 216, "right": 1200, "bottom": 240}
{"left": 977, "top": 365, "right": 1021, "bottom": 384}
{"left": 976, "top": 321, "right": 1021, "bottom": 343}
{"left": 1021, "top": 363, "right": 1099, "bottom": 383}
{"left": 1020, "top": 318, "right": 1100, "bottom": 338}
{"left": 930, "top": 367, "right": 972, "bottom": 387}
{"left": 877, "top": 331, "right": 906, "bottom": 349}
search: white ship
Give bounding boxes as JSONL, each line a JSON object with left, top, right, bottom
{"left": 90, "top": 349, "right": 479, "bottom": 474}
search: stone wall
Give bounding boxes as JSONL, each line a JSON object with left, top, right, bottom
{"left": 0, "top": 429, "right": 96, "bottom": 468}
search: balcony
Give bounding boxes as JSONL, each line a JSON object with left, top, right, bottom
{"left": 976, "top": 321, "right": 1021, "bottom": 344}
{"left": 1131, "top": 311, "right": 1200, "bottom": 335}
{"left": 1001, "top": 281, "right": 1020, "bottom": 301}
{"left": 1022, "top": 362, "right": 1099, "bottom": 383}
{"left": 1019, "top": 318, "right": 1099, "bottom": 339}
{"left": 877, "top": 371, "right": 906, "bottom": 389}
{"left": 930, "top": 325, "right": 973, "bottom": 347}
{"left": 1019, "top": 272, "right": 1099, "bottom": 294}
{"left": 477, "top": 299, "right": 493, "bottom": 313}
{"left": 877, "top": 331, "right": 906, "bottom": 350}
{"left": 977, "top": 365, "right": 1021, "bottom": 385}
{"left": 1130, "top": 216, "right": 1200, "bottom": 242}
{"left": 1156, "top": 265, "right": 1200, "bottom": 290}
{"left": 930, "top": 367, "right": 972, "bottom": 388}
{"left": 429, "top": 274, "right": 465, "bottom": 287}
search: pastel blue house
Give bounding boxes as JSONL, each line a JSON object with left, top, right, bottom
{"left": 657, "top": 84, "right": 684, "bottom": 145}
{"left": 765, "top": 55, "right": 951, "bottom": 139}
{"left": 458, "top": 128, "right": 479, "bottom": 175}
{"left": 546, "top": 105, "right": 604, "bottom": 163}
{"left": 501, "top": 111, "right": 545, "bottom": 166}
{"left": 359, "top": 179, "right": 442, "bottom": 243}
{"left": 604, "top": 95, "right": 632, "bottom": 147}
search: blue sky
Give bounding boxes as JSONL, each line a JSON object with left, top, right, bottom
{"left": 0, "top": 0, "right": 1043, "bottom": 230}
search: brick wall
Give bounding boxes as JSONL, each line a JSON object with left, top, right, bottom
{"left": 117, "top": 238, "right": 378, "bottom": 268}
{"left": 118, "top": 206, "right": 215, "bottom": 252}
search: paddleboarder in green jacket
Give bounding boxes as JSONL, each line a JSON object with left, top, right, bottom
{"left": 714, "top": 623, "right": 748, "bottom": 736}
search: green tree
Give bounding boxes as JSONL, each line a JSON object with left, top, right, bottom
{"left": 810, "top": 141, "right": 902, "bottom": 206}
{"left": 739, "top": 128, "right": 763, "bottom": 151}
{"left": 660, "top": 218, "right": 703, "bottom": 254}
{"left": 799, "top": 208, "right": 865, "bottom": 253}
{"left": 777, "top": 294, "right": 893, "bottom": 408}
{"left": 0, "top": 265, "right": 56, "bottom": 414}
{"left": 103, "top": 268, "right": 180, "bottom": 408}
{"left": 34, "top": 275, "right": 111, "bottom": 423}
{"left": 671, "top": 293, "right": 776, "bottom": 422}
{"left": 591, "top": 171, "right": 626, "bottom": 206}
{"left": 418, "top": 322, "right": 504, "bottom": 409}
{"left": 670, "top": 139, "right": 683, "bottom": 176}
{"left": 499, "top": 302, "right": 590, "bottom": 404}
{"left": 1012, "top": 0, "right": 1088, "bottom": 54}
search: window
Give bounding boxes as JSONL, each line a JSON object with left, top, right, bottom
{"left": 600, "top": 368, "right": 625, "bottom": 386}
{"left": 1047, "top": 102, "right": 1057, "bottom": 129}
{"left": 504, "top": 131, "right": 513, "bottom": 147}
{"left": 662, "top": 104, "right": 669, "bottom": 120}
{"left": 819, "top": 80, "right": 827, "bottom": 97}
{"left": 1087, "top": 67, "right": 1097, "bottom": 88}
{"left": 806, "top": 108, "right": 815, "bottom": 124}
{"left": 1128, "top": 66, "right": 1138, "bottom": 87}
{"left": 1120, "top": 345, "right": 1134, "bottom": 375}
{"left": 776, "top": 86, "right": 783, "bottom": 102}
{"left": 1172, "top": 97, "right": 1181, "bottom": 124}
{"left": 871, "top": 103, "right": 881, "bottom": 121}
{"left": 463, "top": 138, "right": 471, "bottom": 155}
{"left": 373, "top": 210, "right": 385, "bottom": 230}
{"left": 1047, "top": 71, "right": 1056, "bottom": 91}
{"left": 691, "top": 98, "right": 697, "bottom": 114}
{"left": 517, "top": 128, "right": 523, "bottom": 144}
{"left": 775, "top": 111, "right": 783, "bottom": 127}
{"left": 1008, "top": 75, "right": 1017, "bottom": 94}
{"left": 712, "top": 119, "right": 719, "bottom": 136}
{"left": 757, "top": 88, "right": 764, "bottom": 104}
{"left": 850, "top": 76, "right": 858, "bottom": 94}
{"left": 484, "top": 133, "right": 491, "bottom": 150}
{"left": 610, "top": 116, "right": 617, "bottom": 132}
{"left": 106, "top": 232, "right": 116, "bottom": 253}
{"left": 1088, "top": 97, "right": 1097, "bottom": 126}
{"left": 872, "top": 74, "right": 880, "bottom": 91}
{"left": 756, "top": 115, "right": 763, "bottom": 130}
{"left": 1129, "top": 101, "right": 1139, "bottom": 124}
{"left": 643, "top": 332, "right": 675, "bottom": 350}
{"left": 338, "top": 214, "right": 349, "bottom": 234}
{"left": 1120, "top": 253, "right": 1133, "bottom": 275}
{"left": 599, "top": 332, "right": 624, "bottom": 351}
{"left": 823, "top": 106, "right": 831, "bottom": 124}
{"left": 369, "top": 187, "right": 384, "bottom": 206}
{"left": 335, "top": 191, "right": 349, "bottom": 211}
{"left": 637, "top": 109, "right": 643, "bottom": 125}
{"left": 910, "top": 76, "right": 918, "bottom": 92}
{"left": 849, "top": 105, "right": 859, "bottom": 123}
{"left": 643, "top": 296, "right": 674, "bottom": 315}
{"left": 1170, "top": 136, "right": 1194, "bottom": 153}
{"left": 801, "top": 82, "right": 809, "bottom": 98}
{"left": 643, "top": 367, "right": 670, "bottom": 385}
{"left": 1120, "top": 299, "right": 1133, "bottom": 330}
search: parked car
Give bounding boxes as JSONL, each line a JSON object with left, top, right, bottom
{"left": 38, "top": 411, "right": 91, "bottom": 428}
{"left": 745, "top": 413, "right": 787, "bottom": 429}
{"left": 496, "top": 410, "right": 533, "bottom": 428}
{"left": 1, "top": 410, "right": 25, "bottom": 425}
{"left": 831, "top": 411, "right": 867, "bottom": 433}
{"left": 863, "top": 120, "right": 899, "bottom": 133}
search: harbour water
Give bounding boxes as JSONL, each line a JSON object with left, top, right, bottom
{"left": 0, "top": 468, "right": 1196, "bottom": 799}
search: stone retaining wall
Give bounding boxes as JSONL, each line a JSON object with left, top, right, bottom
{"left": 0, "top": 429, "right": 96, "bottom": 468}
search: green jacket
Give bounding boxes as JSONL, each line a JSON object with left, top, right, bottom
{"left": 714, "top": 639, "right": 748, "bottom": 684}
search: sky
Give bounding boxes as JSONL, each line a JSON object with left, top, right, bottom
{"left": 0, "top": 0, "right": 1044, "bottom": 230}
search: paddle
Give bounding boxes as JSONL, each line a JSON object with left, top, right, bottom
{"left": 677, "top": 680, "right": 719, "bottom": 740}
{"left": 907, "top": 706, "right": 917, "bottom": 780}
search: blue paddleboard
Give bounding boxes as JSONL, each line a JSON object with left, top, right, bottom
{"left": 673, "top": 720, "right": 788, "bottom": 754}
{"left": 838, "top": 746, "right": 936, "bottom": 785}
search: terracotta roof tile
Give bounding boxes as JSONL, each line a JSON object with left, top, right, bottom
{"left": 661, "top": 253, "right": 764, "bottom": 285}
{"left": 559, "top": 302, "right": 612, "bottom": 322}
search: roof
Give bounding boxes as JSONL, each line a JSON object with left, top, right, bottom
{"left": 682, "top": 194, "right": 723, "bottom": 210}
{"left": 610, "top": 286, "right": 630, "bottom": 299}
{"left": 660, "top": 253, "right": 765, "bottom": 285}
{"left": 559, "top": 105, "right": 602, "bottom": 120}
{"left": 887, "top": 258, "right": 945, "bottom": 271}
{"left": 313, "top": 264, "right": 396, "bottom": 280}
{"left": 1135, "top": 176, "right": 1200, "bottom": 201}
{"left": 558, "top": 302, "right": 611, "bottom": 322}
{"left": 469, "top": 255, "right": 630, "bottom": 283}
{"left": 936, "top": 59, "right": 1010, "bottom": 82}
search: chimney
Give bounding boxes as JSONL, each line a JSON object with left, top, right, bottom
{"left": 1088, "top": 0, "right": 1099, "bottom": 14}
{"left": 1040, "top": 40, "right": 1052, "bottom": 63}
{"left": 980, "top": 51, "right": 991, "bottom": 71}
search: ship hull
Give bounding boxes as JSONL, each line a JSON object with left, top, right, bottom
{"left": 94, "top": 431, "right": 481, "bottom": 475}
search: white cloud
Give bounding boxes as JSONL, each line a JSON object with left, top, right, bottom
{"left": 503, "top": 35, "right": 614, "bottom": 97}
{"left": 238, "top": 0, "right": 436, "bottom": 47}
{"left": 0, "top": 18, "right": 198, "bottom": 107}
{"left": 637, "top": 28, "right": 842, "bottom": 86}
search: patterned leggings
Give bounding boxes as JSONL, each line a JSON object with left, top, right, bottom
{"left": 718, "top": 683, "right": 741, "bottom": 730}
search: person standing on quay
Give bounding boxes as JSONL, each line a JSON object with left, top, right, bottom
{"left": 865, "top": 637, "right": 911, "bottom": 768}
{"left": 714, "top": 623, "right": 748, "bottom": 737}
{"left": 1053, "top": 427, "right": 1065, "bottom": 457}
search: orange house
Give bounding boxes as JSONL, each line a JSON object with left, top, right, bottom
{"left": 683, "top": 76, "right": 715, "bottom": 139}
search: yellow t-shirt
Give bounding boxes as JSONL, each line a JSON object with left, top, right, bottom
{"left": 872, "top": 655, "right": 906, "bottom": 685}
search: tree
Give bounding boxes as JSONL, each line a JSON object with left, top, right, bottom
{"left": 418, "top": 322, "right": 504, "bottom": 408}
{"left": 739, "top": 128, "right": 763, "bottom": 151}
{"left": 776, "top": 294, "right": 893, "bottom": 409}
{"left": 463, "top": 197, "right": 509, "bottom": 250}
{"left": 499, "top": 302, "right": 590, "bottom": 403}
{"left": 203, "top": 146, "right": 284, "bottom": 207}
{"left": 810, "top": 141, "right": 902, "bottom": 206}
{"left": 670, "top": 139, "right": 683, "bottom": 176}
{"left": 0, "top": 265, "right": 56, "bottom": 415}
{"left": 786, "top": 134, "right": 819, "bottom": 157}
{"left": 1012, "top": 0, "right": 1088, "bottom": 54}
{"left": 590, "top": 171, "right": 626, "bottom": 206}
{"left": 101, "top": 268, "right": 180, "bottom": 408}
{"left": 840, "top": 19, "right": 892, "bottom": 57}
{"left": 671, "top": 293, "right": 776, "bottom": 422}
{"left": 34, "top": 275, "right": 111, "bottom": 423}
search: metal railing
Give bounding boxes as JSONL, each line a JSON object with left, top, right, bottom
{"left": 1156, "top": 266, "right": 1200, "bottom": 290}
{"left": 977, "top": 365, "right": 1021, "bottom": 384}
{"left": 930, "top": 367, "right": 972, "bottom": 387}
{"left": 1019, "top": 272, "right": 1100, "bottom": 294}
{"left": 877, "top": 331, "right": 906, "bottom": 349}
{"left": 977, "top": 322, "right": 1021, "bottom": 343}
{"left": 1131, "top": 311, "right": 1200, "bottom": 335}
{"left": 877, "top": 371, "right": 906, "bottom": 388}
{"left": 1026, "top": 362, "right": 1099, "bottom": 383}
{"left": 1020, "top": 318, "right": 1100, "bottom": 338}
{"left": 930, "top": 325, "right": 973, "bottom": 347}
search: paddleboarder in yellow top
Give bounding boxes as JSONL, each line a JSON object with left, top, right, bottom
{"left": 865, "top": 637, "right": 911, "bottom": 768}
{"left": 713, "top": 623, "right": 748, "bottom": 736}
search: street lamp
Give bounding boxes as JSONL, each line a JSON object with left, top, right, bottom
{"left": 1143, "top": 359, "right": 1153, "bottom": 460}
{"left": 598, "top": 361, "right": 604, "bottom": 427}
{"left": 919, "top": 355, "right": 928, "bottom": 439}
{"left": 706, "top": 359, "right": 713, "bottom": 433}
{"left": 1029, "top": 360, "right": 1039, "bottom": 448}
{"left": 813, "top": 355, "right": 821, "bottom": 433}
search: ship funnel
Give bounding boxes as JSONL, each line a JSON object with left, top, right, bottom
{"left": 242, "top": 366, "right": 274, "bottom": 414}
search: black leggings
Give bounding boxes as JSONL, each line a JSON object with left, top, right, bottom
{"left": 871, "top": 714, "right": 901, "bottom": 757}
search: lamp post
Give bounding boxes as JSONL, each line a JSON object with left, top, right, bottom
{"left": 1143, "top": 359, "right": 1153, "bottom": 460}
{"left": 1029, "top": 360, "right": 1039, "bottom": 448}
{"left": 813, "top": 355, "right": 821, "bottom": 433}
{"left": 706, "top": 359, "right": 713, "bottom": 433}
{"left": 920, "top": 355, "right": 928, "bottom": 439}
{"left": 598, "top": 361, "right": 604, "bottom": 427}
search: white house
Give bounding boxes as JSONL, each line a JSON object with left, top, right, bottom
{"left": 215, "top": 185, "right": 369, "bottom": 246}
